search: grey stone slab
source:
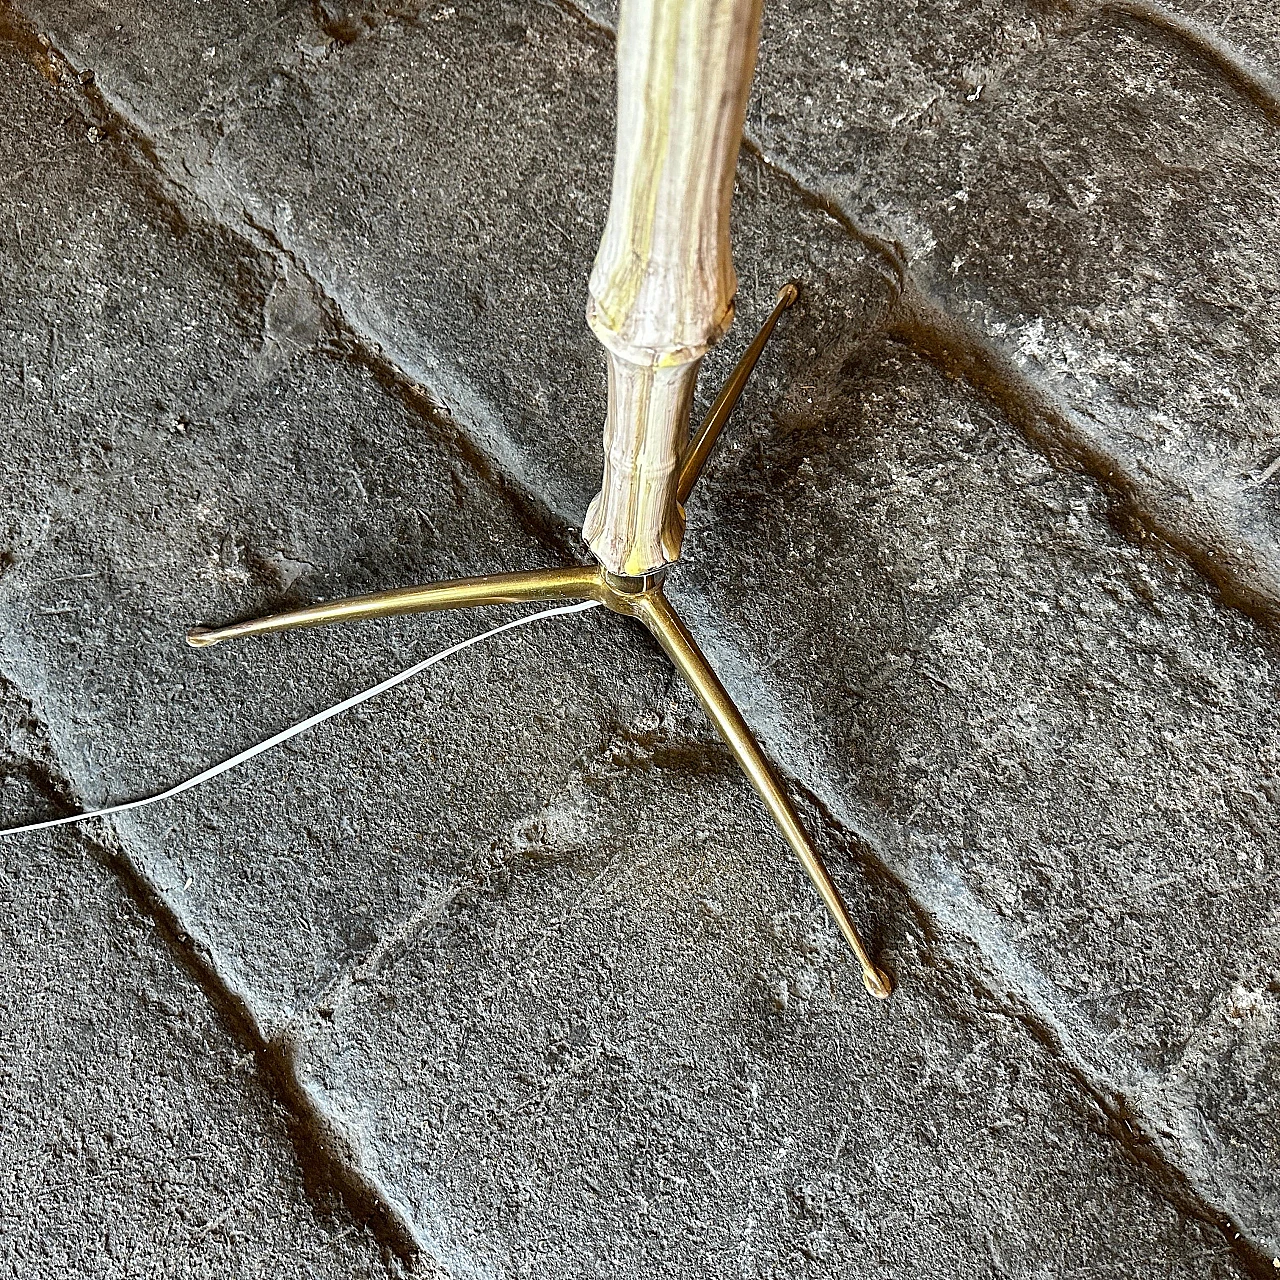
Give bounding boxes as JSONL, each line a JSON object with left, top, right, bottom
{"left": 0, "top": 688, "right": 390, "bottom": 1279}
{"left": 1137, "top": 0, "right": 1280, "bottom": 79}
{"left": 14, "top": 0, "right": 893, "bottom": 530}
{"left": 677, "top": 332, "right": 1280, "bottom": 1253}
{"left": 0, "top": 36, "right": 669, "bottom": 1029}
{"left": 298, "top": 755, "right": 1247, "bottom": 1279}
{"left": 743, "top": 0, "right": 1280, "bottom": 610}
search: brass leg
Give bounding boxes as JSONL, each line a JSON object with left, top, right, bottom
{"left": 187, "top": 565, "right": 608, "bottom": 648}
{"left": 630, "top": 589, "right": 892, "bottom": 998}
{"left": 675, "top": 282, "right": 799, "bottom": 504}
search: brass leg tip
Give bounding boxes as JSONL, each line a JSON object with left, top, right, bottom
{"left": 863, "top": 966, "right": 893, "bottom": 1000}
{"left": 186, "top": 627, "right": 217, "bottom": 648}
{"left": 777, "top": 281, "right": 800, "bottom": 308}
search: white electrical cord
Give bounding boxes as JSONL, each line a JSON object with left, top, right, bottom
{"left": 0, "top": 598, "right": 602, "bottom": 839}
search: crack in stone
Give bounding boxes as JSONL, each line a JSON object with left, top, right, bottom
{"left": 772, "top": 774, "right": 1280, "bottom": 1279}
{"left": 886, "top": 282, "right": 1280, "bottom": 627}
{"left": 302, "top": 715, "right": 740, "bottom": 1022}
{"left": 0, "top": 2, "right": 578, "bottom": 577}
{"left": 947, "top": 938, "right": 1280, "bottom": 1280}
{"left": 102, "top": 840, "right": 440, "bottom": 1275}
{"left": 732, "top": 137, "right": 1280, "bottom": 629}
{"left": 0, "top": 667, "right": 434, "bottom": 1275}
{"left": 1069, "top": 0, "right": 1280, "bottom": 125}
{"left": 757, "top": 770, "right": 1278, "bottom": 1277}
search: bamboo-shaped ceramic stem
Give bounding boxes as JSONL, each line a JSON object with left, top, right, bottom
{"left": 583, "top": 0, "right": 764, "bottom": 577}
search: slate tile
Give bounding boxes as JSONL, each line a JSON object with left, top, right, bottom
{"left": 0, "top": 688, "right": 391, "bottom": 1279}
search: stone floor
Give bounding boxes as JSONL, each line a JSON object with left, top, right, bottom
{"left": 1, "top": 0, "right": 1277, "bottom": 1275}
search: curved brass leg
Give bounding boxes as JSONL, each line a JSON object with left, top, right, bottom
{"left": 676, "top": 282, "right": 798, "bottom": 504}
{"left": 630, "top": 589, "right": 892, "bottom": 998}
{"left": 187, "top": 565, "right": 608, "bottom": 648}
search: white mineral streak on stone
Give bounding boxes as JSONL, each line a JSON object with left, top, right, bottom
{"left": 583, "top": 0, "right": 762, "bottom": 575}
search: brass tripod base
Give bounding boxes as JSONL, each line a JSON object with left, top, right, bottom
{"left": 186, "top": 286, "right": 893, "bottom": 999}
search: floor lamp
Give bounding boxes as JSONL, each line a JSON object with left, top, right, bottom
{"left": 187, "top": 0, "right": 893, "bottom": 999}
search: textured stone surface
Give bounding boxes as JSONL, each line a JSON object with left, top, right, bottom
{"left": 302, "top": 758, "right": 1247, "bottom": 1279}
{"left": 14, "top": 0, "right": 893, "bottom": 523}
{"left": 679, "top": 332, "right": 1280, "bottom": 1250}
{"left": 2, "top": 0, "right": 1279, "bottom": 1274}
{"left": 0, "top": 32, "right": 664, "bottom": 1032}
{"left": 1135, "top": 0, "right": 1280, "bottom": 81}
{"left": 746, "top": 0, "right": 1280, "bottom": 616}
{"left": 0, "top": 688, "right": 390, "bottom": 1278}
